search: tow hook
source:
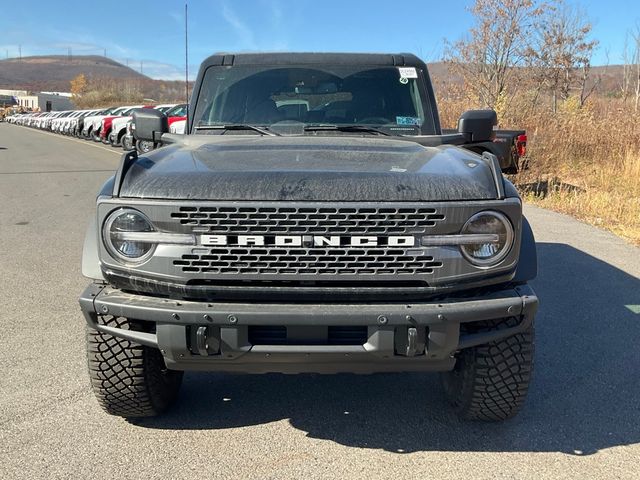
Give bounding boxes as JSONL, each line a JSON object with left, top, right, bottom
{"left": 406, "top": 327, "right": 418, "bottom": 356}
{"left": 395, "top": 326, "right": 426, "bottom": 357}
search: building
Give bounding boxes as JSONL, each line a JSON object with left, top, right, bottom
{"left": 0, "top": 88, "right": 74, "bottom": 111}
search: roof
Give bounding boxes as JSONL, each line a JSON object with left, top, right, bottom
{"left": 200, "top": 52, "right": 425, "bottom": 68}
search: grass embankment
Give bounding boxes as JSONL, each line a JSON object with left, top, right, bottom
{"left": 441, "top": 96, "right": 640, "bottom": 245}
{"left": 514, "top": 99, "right": 640, "bottom": 245}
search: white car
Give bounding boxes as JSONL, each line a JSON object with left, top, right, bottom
{"left": 108, "top": 105, "right": 172, "bottom": 147}
{"left": 82, "top": 106, "right": 131, "bottom": 139}
{"left": 169, "top": 119, "right": 186, "bottom": 134}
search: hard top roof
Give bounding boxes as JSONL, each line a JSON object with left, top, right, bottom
{"left": 200, "top": 52, "right": 426, "bottom": 68}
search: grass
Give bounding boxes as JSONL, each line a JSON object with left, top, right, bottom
{"left": 517, "top": 150, "right": 640, "bottom": 245}
{"left": 439, "top": 93, "right": 640, "bottom": 245}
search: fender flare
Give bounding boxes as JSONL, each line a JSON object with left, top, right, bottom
{"left": 513, "top": 215, "right": 537, "bottom": 283}
{"left": 81, "top": 215, "right": 104, "bottom": 281}
{"left": 81, "top": 177, "right": 115, "bottom": 281}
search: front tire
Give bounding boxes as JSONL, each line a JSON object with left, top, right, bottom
{"left": 87, "top": 316, "right": 183, "bottom": 418}
{"left": 122, "top": 135, "right": 134, "bottom": 151}
{"left": 136, "top": 139, "right": 155, "bottom": 154}
{"left": 441, "top": 317, "right": 534, "bottom": 421}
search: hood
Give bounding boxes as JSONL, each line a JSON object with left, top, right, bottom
{"left": 119, "top": 136, "right": 499, "bottom": 202}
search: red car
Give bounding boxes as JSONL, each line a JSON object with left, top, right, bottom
{"left": 99, "top": 105, "right": 154, "bottom": 144}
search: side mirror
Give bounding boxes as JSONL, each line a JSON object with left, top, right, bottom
{"left": 457, "top": 110, "right": 497, "bottom": 142}
{"left": 132, "top": 108, "right": 168, "bottom": 142}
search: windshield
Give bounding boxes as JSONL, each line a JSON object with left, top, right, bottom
{"left": 166, "top": 104, "right": 187, "bottom": 117}
{"left": 192, "top": 65, "right": 433, "bottom": 136}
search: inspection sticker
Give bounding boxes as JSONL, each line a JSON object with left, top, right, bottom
{"left": 398, "top": 67, "right": 418, "bottom": 79}
{"left": 396, "top": 116, "right": 421, "bottom": 126}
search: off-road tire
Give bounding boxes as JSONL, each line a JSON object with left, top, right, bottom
{"left": 87, "top": 316, "right": 183, "bottom": 418}
{"left": 441, "top": 317, "right": 534, "bottom": 421}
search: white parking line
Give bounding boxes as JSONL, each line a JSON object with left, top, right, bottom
{"left": 9, "top": 124, "right": 123, "bottom": 155}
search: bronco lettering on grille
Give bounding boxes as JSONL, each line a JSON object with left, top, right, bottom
{"left": 199, "top": 235, "right": 416, "bottom": 247}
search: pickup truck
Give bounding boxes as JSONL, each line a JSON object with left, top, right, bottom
{"left": 442, "top": 128, "right": 526, "bottom": 173}
{"left": 79, "top": 52, "right": 538, "bottom": 421}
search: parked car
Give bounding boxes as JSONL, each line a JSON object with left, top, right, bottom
{"left": 110, "top": 105, "right": 174, "bottom": 147}
{"left": 82, "top": 106, "right": 127, "bottom": 140}
{"left": 135, "top": 103, "right": 187, "bottom": 153}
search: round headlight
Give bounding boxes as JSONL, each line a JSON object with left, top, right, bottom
{"left": 460, "top": 211, "right": 514, "bottom": 267}
{"left": 103, "top": 208, "right": 155, "bottom": 263}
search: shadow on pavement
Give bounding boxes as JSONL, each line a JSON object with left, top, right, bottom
{"left": 133, "top": 242, "right": 640, "bottom": 455}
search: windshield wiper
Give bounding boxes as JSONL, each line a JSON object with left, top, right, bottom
{"left": 303, "top": 125, "right": 391, "bottom": 136}
{"left": 194, "top": 124, "right": 280, "bottom": 136}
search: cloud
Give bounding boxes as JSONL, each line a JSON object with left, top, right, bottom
{"left": 221, "top": 3, "right": 257, "bottom": 50}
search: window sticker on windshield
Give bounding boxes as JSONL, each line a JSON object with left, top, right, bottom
{"left": 396, "top": 116, "right": 421, "bottom": 126}
{"left": 398, "top": 67, "right": 418, "bottom": 79}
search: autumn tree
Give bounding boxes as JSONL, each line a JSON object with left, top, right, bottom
{"left": 445, "top": 0, "right": 546, "bottom": 110}
{"left": 70, "top": 74, "right": 87, "bottom": 101}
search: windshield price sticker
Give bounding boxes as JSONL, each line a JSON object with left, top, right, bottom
{"left": 398, "top": 67, "right": 418, "bottom": 79}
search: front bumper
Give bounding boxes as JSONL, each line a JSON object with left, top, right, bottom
{"left": 79, "top": 284, "right": 538, "bottom": 374}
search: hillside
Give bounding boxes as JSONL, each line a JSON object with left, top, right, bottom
{"left": 427, "top": 61, "right": 626, "bottom": 95}
{"left": 0, "top": 55, "right": 149, "bottom": 91}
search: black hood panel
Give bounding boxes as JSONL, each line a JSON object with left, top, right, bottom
{"left": 119, "top": 136, "right": 498, "bottom": 201}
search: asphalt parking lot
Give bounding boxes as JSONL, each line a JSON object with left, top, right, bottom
{"left": 1, "top": 123, "right": 639, "bottom": 479}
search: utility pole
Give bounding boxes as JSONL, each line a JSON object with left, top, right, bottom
{"left": 185, "top": 0, "right": 189, "bottom": 103}
{"left": 18, "top": 45, "right": 22, "bottom": 61}
{"left": 140, "top": 60, "right": 143, "bottom": 75}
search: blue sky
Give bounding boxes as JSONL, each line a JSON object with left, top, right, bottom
{"left": 2, "top": 0, "right": 638, "bottom": 79}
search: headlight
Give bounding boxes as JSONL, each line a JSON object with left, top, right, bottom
{"left": 459, "top": 211, "right": 514, "bottom": 267}
{"left": 103, "top": 208, "right": 155, "bottom": 263}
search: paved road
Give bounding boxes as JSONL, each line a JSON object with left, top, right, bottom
{"left": 1, "top": 123, "right": 638, "bottom": 480}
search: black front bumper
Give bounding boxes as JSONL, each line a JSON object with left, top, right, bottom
{"left": 79, "top": 284, "right": 538, "bottom": 374}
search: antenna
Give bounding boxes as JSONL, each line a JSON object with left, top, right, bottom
{"left": 185, "top": 0, "right": 189, "bottom": 103}
{"left": 18, "top": 45, "right": 22, "bottom": 60}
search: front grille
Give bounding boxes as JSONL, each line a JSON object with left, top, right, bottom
{"left": 173, "top": 247, "right": 443, "bottom": 276}
{"left": 170, "top": 205, "right": 445, "bottom": 235}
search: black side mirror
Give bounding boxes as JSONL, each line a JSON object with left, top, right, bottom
{"left": 458, "top": 110, "right": 497, "bottom": 142}
{"left": 133, "top": 108, "right": 168, "bottom": 142}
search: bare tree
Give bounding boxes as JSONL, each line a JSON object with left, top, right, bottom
{"left": 526, "top": 2, "right": 598, "bottom": 111}
{"left": 631, "top": 25, "right": 640, "bottom": 112}
{"left": 445, "top": 0, "right": 546, "bottom": 109}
